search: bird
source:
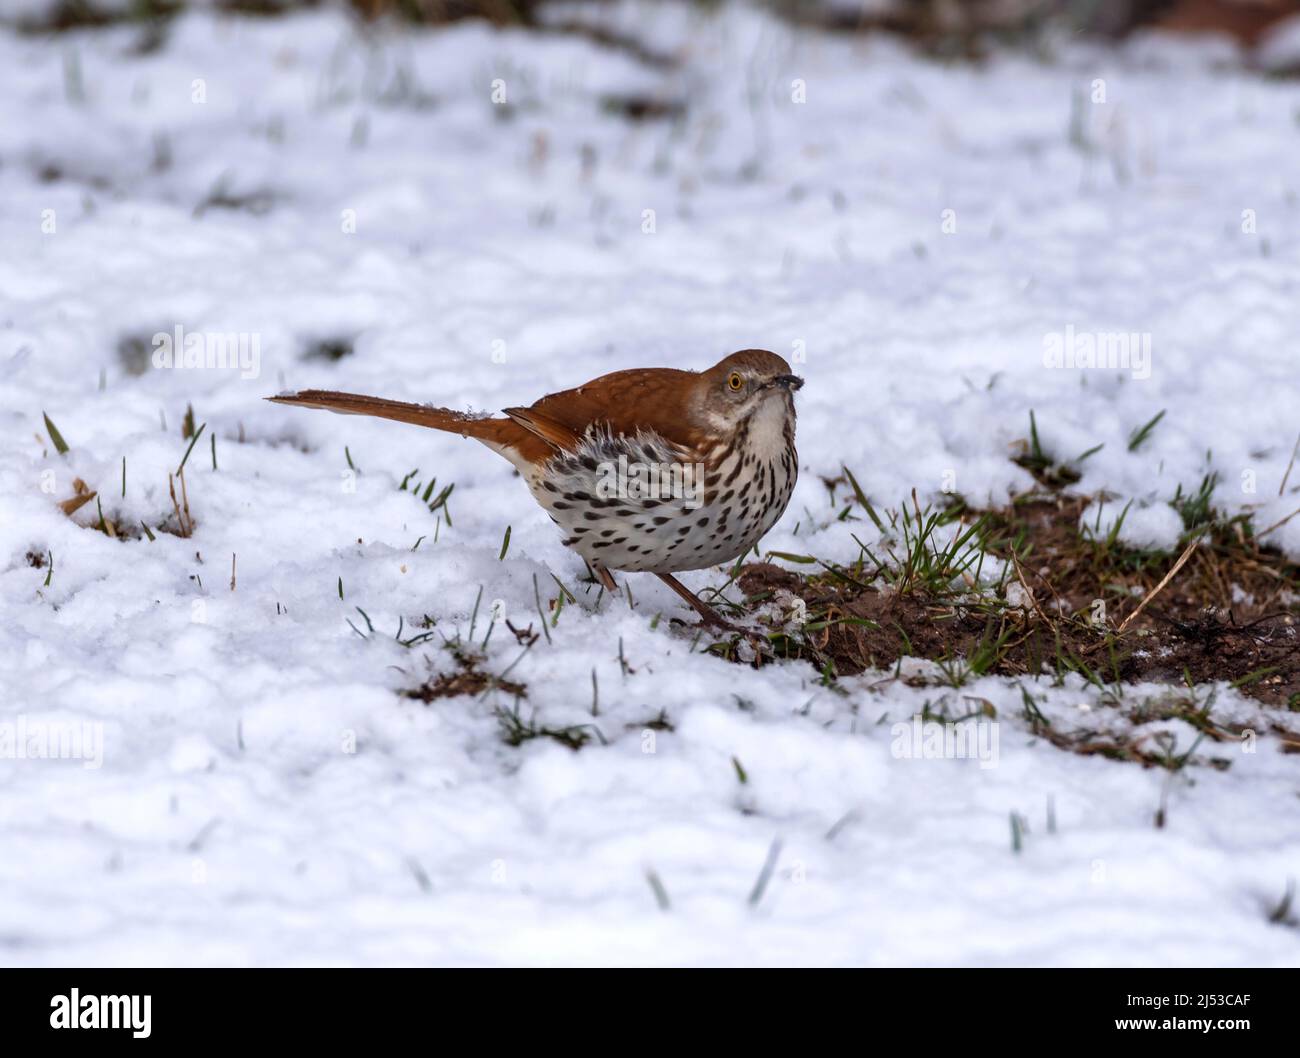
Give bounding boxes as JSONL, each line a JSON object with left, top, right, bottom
{"left": 268, "top": 349, "right": 803, "bottom": 627}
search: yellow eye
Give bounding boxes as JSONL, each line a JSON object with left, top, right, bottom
{"left": 727, "top": 372, "right": 743, "bottom": 391}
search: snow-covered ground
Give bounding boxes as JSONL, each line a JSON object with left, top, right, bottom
{"left": 1, "top": 2, "right": 1298, "bottom": 965}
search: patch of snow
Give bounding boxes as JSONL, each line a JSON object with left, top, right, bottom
{"left": 1079, "top": 498, "right": 1186, "bottom": 552}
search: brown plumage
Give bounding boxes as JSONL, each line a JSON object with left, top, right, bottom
{"left": 268, "top": 350, "right": 803, "bottom": 626}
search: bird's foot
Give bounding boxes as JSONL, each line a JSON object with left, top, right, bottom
{"left": 655, "top": 573, "right": 745, "bottom": 633}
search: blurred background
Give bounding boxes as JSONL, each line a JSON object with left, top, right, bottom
{"left": 9, "top": 1, "right": 1300, "bottom": 58}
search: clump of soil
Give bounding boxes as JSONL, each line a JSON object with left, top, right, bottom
{"left": 401, "top": 653, "right": 525, "bottom": 703}
{"left": 400, "top": 643, "right": 600, "bottom": 751}
{"left": 728, "top": 494, "right": 1300, "bottom": 710}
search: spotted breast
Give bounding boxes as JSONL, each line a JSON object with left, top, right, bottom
{"left": 528, "top": 376, "right": 798, "bottom": 574}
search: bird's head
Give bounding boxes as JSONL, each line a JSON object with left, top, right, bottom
{"left": 699, "top": 349, "right": 803, "bottom": 427}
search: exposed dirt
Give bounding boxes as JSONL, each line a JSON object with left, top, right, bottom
{"left": 728, "top": 493, "right": 1300, "bottom": 711}
{"left": 400, "top": 653, "right": 526, "bottom": 703}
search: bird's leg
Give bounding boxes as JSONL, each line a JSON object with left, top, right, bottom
{"left": 594, "top": 565, "right": 618, "bottom": 594}
{"left": 655, "top": 573, "right": 740, "bottom": 630}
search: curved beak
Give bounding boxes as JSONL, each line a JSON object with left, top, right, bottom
{"left": 773, "top": 374, "right": 804, "bottom": 391}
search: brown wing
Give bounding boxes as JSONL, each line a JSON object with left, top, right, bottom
{"left": 502, "top": 406, "right": 584, "bottom": 450}
{"left": 519, "top": 367, "right": 706, "bottom": 452}
{"left": 269, "top": 364, "right": 713, "bottom": 465}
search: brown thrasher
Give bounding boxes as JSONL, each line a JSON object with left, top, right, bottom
{"left": 268, "top": 350, "right": 803, "bottom": 626}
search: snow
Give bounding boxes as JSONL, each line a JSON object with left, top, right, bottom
{"left": 1079, "top": 497, "right": 1186, "bottom": 552}
{"left": 1, "top": 2, "right": 1298, "bottom": 966}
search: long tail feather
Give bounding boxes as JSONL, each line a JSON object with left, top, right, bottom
{"left": 266, "top": 389, "right": 547, "bottom": 462}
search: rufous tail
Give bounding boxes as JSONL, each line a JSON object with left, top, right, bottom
{"left": 266, "top": 390, "right": 546, "bottom": 461}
